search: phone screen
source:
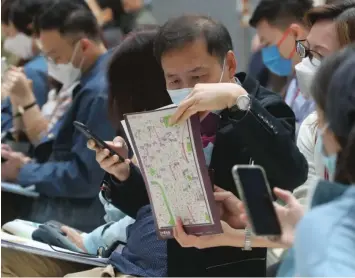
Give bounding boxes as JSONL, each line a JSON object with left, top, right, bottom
{"left": 235, "top": 167, "right": 281, "bottom": 235}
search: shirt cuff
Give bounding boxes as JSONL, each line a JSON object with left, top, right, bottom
{"left": 82, "top": 225, "right": 107, "bottom": 255}
{"left": 17, "top": 162, "right": 39, "bottom": 187}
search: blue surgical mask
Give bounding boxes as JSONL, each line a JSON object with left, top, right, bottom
{"left": 316, "top": 125, "right": 338, "bottom": 178}
{"left": 167, "top": 88, "right": 193, "bottom": 105}
{"left": 261, "top": 29, "right": 295, "bottom": 77}
{"left": 261, "top": 45, "right": 293, "bottom": 77}
{"left": 167, "top": 58, "right": 227, "bottom": 106}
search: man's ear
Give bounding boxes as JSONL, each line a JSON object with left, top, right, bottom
{"left": 80, "top": 38, "right": 91, "bottom": 53}
{"left": 226, "top": 50, "right": 237, "bottom": 79}
{"left": 289, "top": 23, "right": 308, "bottom": 41}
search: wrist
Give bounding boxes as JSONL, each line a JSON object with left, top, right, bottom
{"left": 20, "top": 94, "right": 36, "bottom": 107}
{"left": 227, "top": 86, "right": 247, "bottom": 108}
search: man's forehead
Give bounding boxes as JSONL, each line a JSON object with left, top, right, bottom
{"left": 256, "top": 20, "right": 284, "bottom": 43}
{"left": 39, "top": 30, "right": 70, "bottom": 52}
{"left": 161, "top": 39, "right": 219, "bottom": 74}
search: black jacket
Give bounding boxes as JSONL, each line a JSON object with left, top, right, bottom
{"left": 108, "top": 72, "right": 308, "bottom": 277}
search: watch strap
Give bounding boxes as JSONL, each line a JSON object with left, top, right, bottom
{"left": 14, "top": 101, "right": 37, "bottom": 118}
{"left": 242, "top": 227, "right": 252, "bottom": 251}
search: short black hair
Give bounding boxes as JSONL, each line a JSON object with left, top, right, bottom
{"left": 9, "top": 0, "right": 53, "bottom": 36}
{"left": 34, "top": 0, "right": 101, "bottom": 41}
{"left": 1, "top": 0, "right": 15, "bottom": 25}
{"left": 249, "top": 0, "right": 313, "bottom": 28}
{"left": 154, "top": 14, "right": 233, "bottom": 64}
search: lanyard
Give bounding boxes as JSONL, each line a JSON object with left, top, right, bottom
{"left": 314, "top": 134, "right": 329, "bottom": 180}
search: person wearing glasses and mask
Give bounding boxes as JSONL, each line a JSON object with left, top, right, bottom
{"left": 293, "top": 0, "right": 355, "bottom": 203}
{"left": 1, "top": 0, "right": 115, "bottom": 232}
{"left": 249, "top": 0, "right": 314, "bottom": 133}
{"left": 1, "top": 0, "right": 50, "bottom": 131}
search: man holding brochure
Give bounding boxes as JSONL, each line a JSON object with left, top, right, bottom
{"left": 90, "top": 15, "right": 308, "bottom": 277}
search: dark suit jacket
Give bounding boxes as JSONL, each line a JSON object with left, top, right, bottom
{"left": 107, "top": 72, "right": 308, "bottom": 276}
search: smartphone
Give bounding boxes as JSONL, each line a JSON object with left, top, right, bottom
{"left": 73, "top": 121, "right": 125, "bottom": 163}
{"left": 232, "top": 165, "right": 281, "bottom": 236}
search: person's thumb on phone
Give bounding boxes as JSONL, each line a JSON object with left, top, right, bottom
{"left": 274, "top": 188, "right": 296, "bottom": 206}
{"left": 105, "top": 136, "right": 129, "bottom": 158}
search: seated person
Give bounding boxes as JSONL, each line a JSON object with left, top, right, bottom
{"left": 1, "top": 0, "right": 49, "bottom": 131}
{"left": 2, "top": 197, "right": 167, "bottom": 277}
{"left": 1, "top": 0, "right": 115, "bottom": 232}
{"left": 3, "top": 0, "right": 95, "bottom": 146}
{"left": 91, "top": 15, "right": 308, "bottom": 277}
{"left": 2, "top": 27, "right": 170, "bottom": 278}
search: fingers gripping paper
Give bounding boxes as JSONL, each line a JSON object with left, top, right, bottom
{"left": 124, "top": 107, "right": 221, "bottom": 239}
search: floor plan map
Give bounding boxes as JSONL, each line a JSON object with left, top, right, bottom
{"left": 124, "top": 107, "right": 221, "bottom": 238}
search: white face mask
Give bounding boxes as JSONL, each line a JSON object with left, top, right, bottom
{"left": 3, "top": 33, "right": 34, "bottom": 60}
{"left": 295, "top": 57, "right": 321, "bottom": 99}
{"left": 47, "top": 42, "right": 83, "bottom": 89}
{"left": 167, "top": 59, "right": 227, "bottom": 105}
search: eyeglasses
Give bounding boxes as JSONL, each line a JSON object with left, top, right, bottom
{"left": 296, "top": 40, "right": 323, "bottom": 66}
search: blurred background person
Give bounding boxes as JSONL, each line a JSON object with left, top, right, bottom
{"left": 1, "top": 0, "right": 49, "bottom": 131}
{"left": 294, "top": 0, "right": 355, "bottom": 203}
{"left": 86, "top": 0, "right": 124, "bottom": 48}
{"left": 86, "top": 0, "right": 156, "bottom": 48}
{"left": 119, "top": 0, "right": 157, "bottom": 34}
{"left": 249, "top": 0, "right": 314, "bottom": 133}
{"left": 1, "top": 0, "right": 115, "bottom": 232}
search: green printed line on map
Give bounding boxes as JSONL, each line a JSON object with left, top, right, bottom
{"left": 151, "top": 181, "right": 175, "bottom": 225}
{"left": 162, "top": 115, "right": 172, "bottom": 127}
{"left": 149, "top": 168, "right": 157, "bottom": 177}
{"left": 205, "top": 212, "right": 211, "bottom": 223}
{"left": 186, "top": 142, "right": 192, "bottom": 153}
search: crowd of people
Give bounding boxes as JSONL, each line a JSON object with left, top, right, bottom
{"left": 1, "top": 0, "right": 354, "bottom": 277}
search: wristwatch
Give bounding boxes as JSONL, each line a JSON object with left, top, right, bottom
{"left": 230, "top": 94, "right": 251, "bottom": 112}
{"left": 14, "top": 102, "right": 37, "bottom": 118}
{"left": 242, "top": 227, "right": 252, "bottom": 251}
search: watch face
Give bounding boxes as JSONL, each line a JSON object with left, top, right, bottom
{"left": 238, "top": 95, "right": 250, "bottom": 110}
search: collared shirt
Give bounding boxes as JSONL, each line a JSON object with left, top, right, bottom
{"left": 285, "top": 78, "right": 315, "bottom": 134}
{"left": 40, "top": 81, "right": 80, "bottom": 136}
{"left": 109, "top": 205, "right": 167, "bottom": 277}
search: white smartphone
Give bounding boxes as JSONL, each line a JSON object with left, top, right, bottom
{"left": 232, "top": 165, "right": 281, "bottom": 236}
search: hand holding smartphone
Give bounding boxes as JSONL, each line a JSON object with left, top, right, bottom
{"left": 73, "top": 121, "right": 125, "bottom": 163}
{"left": 232, "top": 165, "right": 281, "bottom": 236}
